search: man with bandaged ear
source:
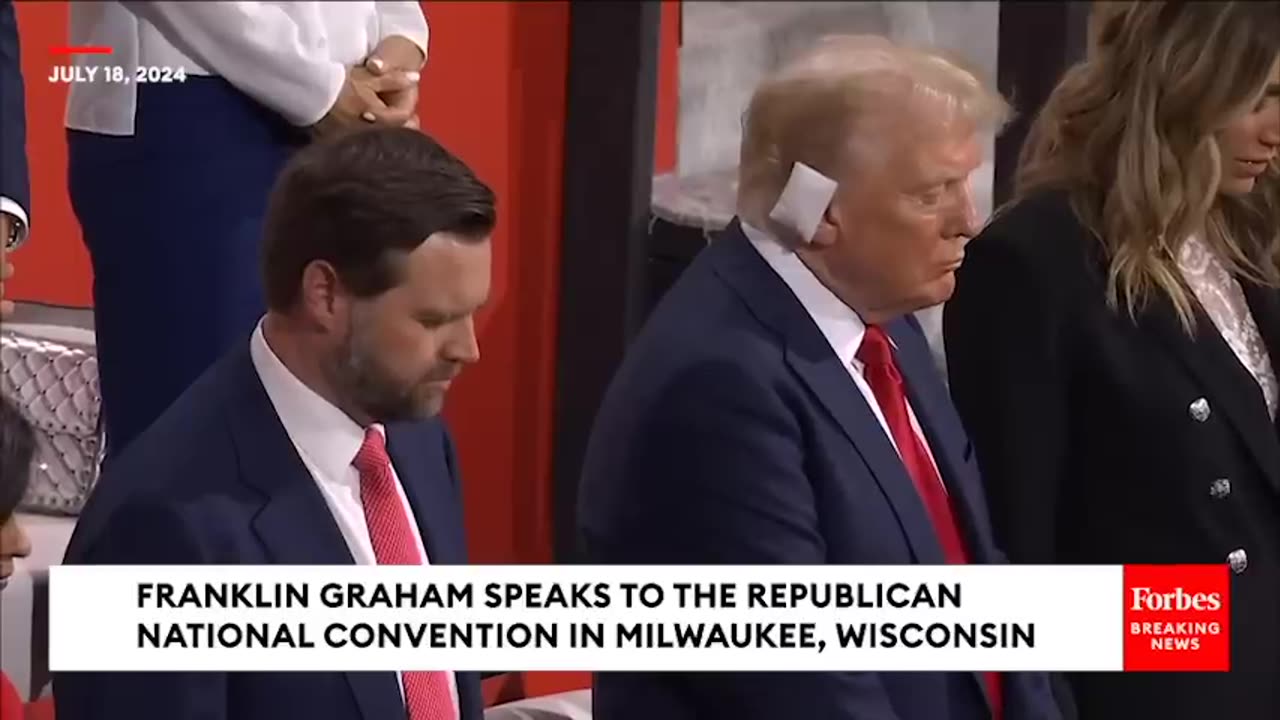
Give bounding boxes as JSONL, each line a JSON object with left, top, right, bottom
{"left": 577, "top": 35, "right": 1062, "bottom": 720}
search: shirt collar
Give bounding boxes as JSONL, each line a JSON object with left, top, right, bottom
{"left": 741, "top": 220, "right": 869, "bottom": 367}
{"left": 249, "top": 320, "right": 369, "bottom": 481}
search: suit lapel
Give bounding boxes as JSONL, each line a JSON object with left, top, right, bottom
{"left": 386, "top": 425, "right": 483, "bottom": 719}
{"left": 225, "top": 343, "right": 354, "bottom": 565}
{"left": 887, "top": 321, "right": 997, "bottom": 563}
{"left": 1141, "top": 294, "right": 1280, "bottom": 495}
{"left": 710, "top": 223, "right": 945, "bottom": 564}
{"left": 385, "top": 425, "right": 464, "bottom": 566}
{"left": 885, "top": 322, "right": 998, "bottom": 717}
{"left": 223, "top": 345, "right": 408, "bottom": 720}
{"left": 1240, "top": 282, "right": 1280, "bottom": 441}
{"left": 783, "top": 345, "right": 947, "bottom": 564}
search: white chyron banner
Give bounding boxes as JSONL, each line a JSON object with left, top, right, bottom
{"left": 48, "top": 564, "right": 1129, "bottom": 672}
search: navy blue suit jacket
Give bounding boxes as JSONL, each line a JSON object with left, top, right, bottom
{"left": 577, "top": 221, "right": 1061, "bottom": 720}
{"left": 0, "top": 0, "right": 29, "bottom": 216}
{"left": 55, "top": 339, "right": 484, "bottom": 720}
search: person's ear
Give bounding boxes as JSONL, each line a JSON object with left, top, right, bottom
{"left": 297, "top": 260, "right": 349, "bottom": 334}
{"left": 809, "top": 202, "right": 842, "bottom": 248}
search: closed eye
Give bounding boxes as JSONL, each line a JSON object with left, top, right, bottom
{"left": 416, "top": 313, "right": 453, "bottom": 328}
{"left": 916, "top": 179, "right": 964, "bottom": 207}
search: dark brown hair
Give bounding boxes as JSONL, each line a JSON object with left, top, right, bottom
{"left": 261, "top": 127, "right": 497, "bottom": 310}
{"left": 0, "top": 396, "right": 35, "bottom": 521}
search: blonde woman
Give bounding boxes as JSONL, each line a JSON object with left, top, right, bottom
{"left": 944, "top": 2, "right": 1279, "bottom": 718}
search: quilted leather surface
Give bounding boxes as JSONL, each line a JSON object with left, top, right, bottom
{"left": 1, "top": 330, "right": 104, "bottom": 515}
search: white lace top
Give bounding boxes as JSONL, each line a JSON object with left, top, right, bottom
{"left": 1178, "top": 234, "right": 1279, "bottom": 418}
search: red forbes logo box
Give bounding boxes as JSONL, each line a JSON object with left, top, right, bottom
{"left": 1123, "top": 565, "right": 1230, "bottom": 671}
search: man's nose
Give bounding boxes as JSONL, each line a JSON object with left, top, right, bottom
{"left": 442, "top": 316, "right": 481, "bottom": 365}
{"left": 952, "top": 182, "right": 981, "bottom": 239}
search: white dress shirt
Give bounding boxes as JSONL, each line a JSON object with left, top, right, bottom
{"left": 743, "top": 222, "right": 947, "bottom": 486}
{"left": 66, "top": 1, "right": 429, "bottom": 135}
{"left": 248, "top": 321, "right": 459, "bottom": 714}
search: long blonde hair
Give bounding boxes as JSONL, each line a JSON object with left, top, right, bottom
{"left": 1015, "top": 2, "right": 1280, "bottom": 330}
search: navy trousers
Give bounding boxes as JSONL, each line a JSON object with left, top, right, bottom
{"left": 69, "top": 77, "right": 307, "bottom": 459}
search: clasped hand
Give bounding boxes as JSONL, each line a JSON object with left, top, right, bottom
{"left": 312, "top": 39, "right": 423, "bottom": 138}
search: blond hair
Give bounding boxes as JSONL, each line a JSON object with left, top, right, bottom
{"left": 736, "top": 34, "right": 1011, "bottom": 236}
{"left": 1015, "top": 1, "right": 1280, "bottom": 331}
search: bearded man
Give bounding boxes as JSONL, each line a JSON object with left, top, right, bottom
{"left": 56, "top": 127, "right": 495, "bottom": 720}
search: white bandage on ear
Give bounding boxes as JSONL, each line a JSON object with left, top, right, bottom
{"left": 767, "top": 161, "right": 838, "bottom": 245}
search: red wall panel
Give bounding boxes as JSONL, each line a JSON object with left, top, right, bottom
{"left": 9, "top": 1, "right": 87, "bottom": 306}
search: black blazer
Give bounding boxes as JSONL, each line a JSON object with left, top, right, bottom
{"left": 943, "top": 190, "right": 1280, "bottom": 720}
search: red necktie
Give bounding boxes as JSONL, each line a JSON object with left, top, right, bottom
{"left": 856, "top": 325, "right": 1002, "bottom": 720}
{"left": 353, "top": 427, "right": 458, "bottom": 720}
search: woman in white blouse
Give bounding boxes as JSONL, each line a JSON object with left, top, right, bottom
{"left": 943, "top": 3, "right": 1279, "bottom": 719}
{"left": 63, "top": 2, "right": 428, "bottom": 460}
